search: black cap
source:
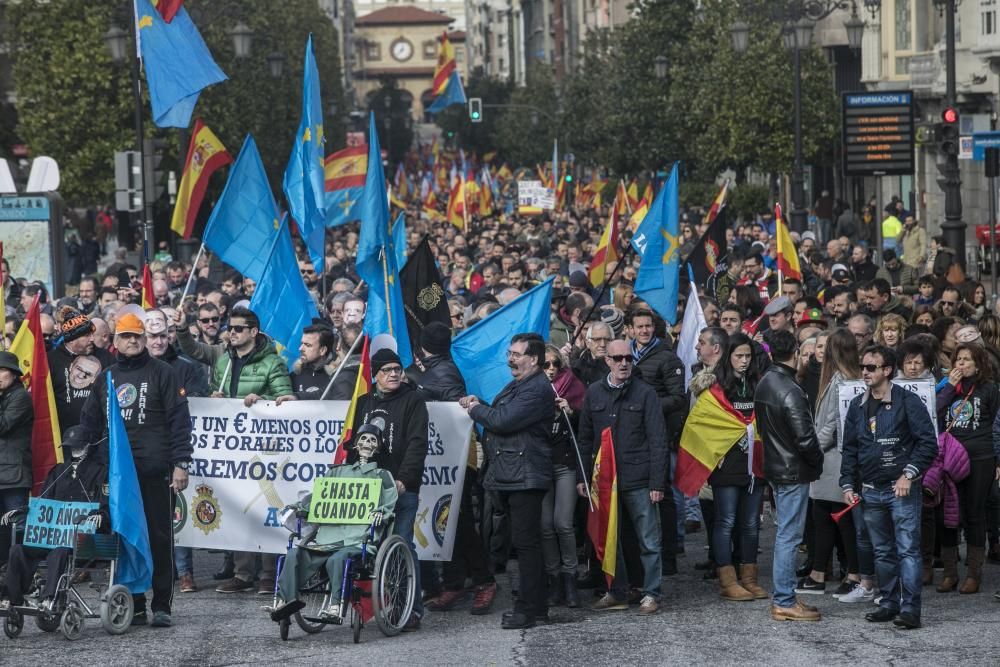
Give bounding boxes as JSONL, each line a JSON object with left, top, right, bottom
{"left": 420, "top": 322, "right": 452, "bottom": 357}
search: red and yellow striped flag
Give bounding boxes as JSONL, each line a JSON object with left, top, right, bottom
{"left": 10, "top": 296, "right": 63, "bottom": 493}
{"left": 431, "top": 32, "right": 456, "bottom": 97}
{"left": 140, "top": 264, "right": 154, "bottom": 310}
{"left": 676, "top": 385, "right": 761, "bottom": 497}
{"left": 447, "top": 176, "right": 466, "bottom": 230}
{"left": 170, "top": 119, "right": 232, "bottom": 239}
{"left": 588, "top": 213, "right": 620, "bottom": 287}
{"left": 702, "top": 179, "right": 730, "bottom": 227}
{"left": 587, "top": 428, "right": 619, "bottom": 582}
{"left": 335, "top": 336, "right": 371, "bottom": 464}
{"left": 775, "top": 202, "right": 802, "bottom": 281}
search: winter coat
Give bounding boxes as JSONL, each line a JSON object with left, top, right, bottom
{"left": 578, "top": 375, "right": 668, "bottom": 493}
{"left": 755, "top": 363, "right": 823, "bottom": 485}
{"left": 160, "top": 344, "right": 210, "bottom": 397}
{"left": 811, "top": 372, "right": 853, "bottom": 503}
{"left": 291, "top": 355, "right": 336, "bottom": 400}
{"left": 922, "top": 432, "right": 971, "bottom": 528}
{"left": 632, "top": 339, "right": 687, "bottom": 445}
{"left": 897, "top": 226, "right": 927, "bottom": 269}
{"left": 570, "top": 350, "right": 608, "bottom": 387}
{"left": 407, "top": 354, "right": 466, "bottom": 402}
{"left": 210, "top": 335, "right": 293, "bottom": 400}
{"left": 471, "top": 369, "right": 555, "bottom": 492}
{"left": 348, "top": 383, "right": 429, "bottom": 493}
{"left": 0, "top": 381, "right": 33, "bottom": 489}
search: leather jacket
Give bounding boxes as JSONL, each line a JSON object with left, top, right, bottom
{"left": 754, "top": 363, "right": 823, "bottom": 484}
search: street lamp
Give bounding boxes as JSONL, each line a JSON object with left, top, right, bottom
{"left": 730, "top": 21, "right": 750, "bottom": 54}
{"left": 230, "top": 22, "right": 253, "bottom": 59}
{"left": 844, "top": 12, "right": 865, "bottom": 50}
{"left": 653, "top": 54, "right": 668, "bottom": 80}
{"left": 104, "top": 26, "right": 127, "bottom": 63}
{"left": 266, "top": 51, "right": 285, "bottom": 79}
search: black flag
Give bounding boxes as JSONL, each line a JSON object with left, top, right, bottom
{"left": 685, "top": 207, "right": 728, "bottom": 289}
{"left": 399, "top": 236, "right": 451, "bottom": 355}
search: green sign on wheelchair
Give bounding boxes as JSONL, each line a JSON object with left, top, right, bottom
{"left": 308, "top": 477, "right": 381, "bottom": 524}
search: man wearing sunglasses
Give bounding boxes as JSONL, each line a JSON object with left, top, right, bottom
{"left": 576, "top": 338, "right": 667, "bottom": 617}
{"left": 195, "top": 303, "right": 222, "bottom": 345}
{"left": 840, "top": 345, "right": 936, "bottom": 629}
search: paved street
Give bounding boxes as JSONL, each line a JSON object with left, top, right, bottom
{"left": 5, "top": 518, "right": 1000, "bottom": 666}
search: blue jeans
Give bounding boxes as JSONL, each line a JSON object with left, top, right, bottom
{"left": 393, "top": 491, "right": 423, "bottom": 618}
{"left": 770, "top": 483, "right": 810, "bottom": 608}
{"left": 611, "top": 488, "right": 662, "bottom": 600}
{"left": 862, "top": 483, "right": 923, "bottom": 616}
{"left": 852, "top": 503, "right": 875, "bottom": 577}
{"left": 711, "top": 484, "right": 763, "bottom": 567}
{"left": 175, "top": 546, "right": 194, "bottom": 576}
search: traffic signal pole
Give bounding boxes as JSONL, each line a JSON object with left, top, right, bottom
{"left": 130, "top": 2, "right": 152, "bottom": 267}
{"left": 939, "top": 0, "right": 965, "bottom": 267}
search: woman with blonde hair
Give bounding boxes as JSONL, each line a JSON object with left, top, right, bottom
{"left": 873, "top": 313, "right": 906, "bottom": 351}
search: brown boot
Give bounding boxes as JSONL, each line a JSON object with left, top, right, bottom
{"left": 960, "top": 546, "right": 985, "bottom": 594}
{"left": 738, "top": 563, "right": 769, "bottom": 600}
{"left": 937, "top": 546, "right": 959, "bottom": 593}
{"left": 718, "top": 565, "right": 754, "bottom": 601}
{"left": 770, "top": 601, "right": 821, "bottom": 621}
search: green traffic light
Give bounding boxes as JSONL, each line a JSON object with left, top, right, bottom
{"left": 565, "top": 174, "right": 573, "bottom": 182}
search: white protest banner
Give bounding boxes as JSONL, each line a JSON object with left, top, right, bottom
{"left": 517, "top": 180, "right": 555, "bottom": 210}
{"left": 837, "top": 379, "right": 937, "bottom": 437}
{"left": 173, "top": 399, "right": 472, "bottom": 561}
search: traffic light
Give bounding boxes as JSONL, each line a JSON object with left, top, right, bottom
{"left": 143, "top": 138, "right": 167, "bottom": 201}
{"left": 468, "top": 98, "right": 482, "bottom": 123}
{"left": 938, "top": 106, "right": 960, "bottom": 157}
{"left": 564, "top": 173, "right": 573, "bottom": 183}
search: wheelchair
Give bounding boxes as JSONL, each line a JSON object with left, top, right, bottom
{"left": 266, "top": 509, "right": 416, "bottom": 644}
{"left": 1, "top": 512, "right": 134, "bottom": 641}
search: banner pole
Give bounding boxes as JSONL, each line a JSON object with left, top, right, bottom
{"left": 552, "top": 383, "right": 594, "bottom": 511}
{"left": 179, "top": 242, "right": 206, "bottom": 304}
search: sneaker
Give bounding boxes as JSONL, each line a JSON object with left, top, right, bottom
{"left": 131, "top": 611, "right": 148, "bottom": 626}
{"left": 470, "top": 582, "right": 498, "bottom": 615}
{"left": 591, "top": 593, "right": 628, "bottom": 611}
{"left": 838, "top": 582, "right": 876, "bottom": 604}
{"left": 150, "top": 611, "right": 172, "bottom": 628}
{"left": 257, "top": 577, "right": 275, "bottom": 596}
{"left": 795, "top": 576, "right": 825, "bottom": 594}
{"left": 215, "top": 577, "right": 254, "bottom": 594}
{"left": 831, "top": 581, "right": 855, "bottom": 598}
{"left": 637, "top": 595, "right": 659, "bottom": 615}
{"left": 179, "top": 574, "right": 198, "bottom": 593}
{"left": 426, "top": 589, "right": 465, "bottom": 612}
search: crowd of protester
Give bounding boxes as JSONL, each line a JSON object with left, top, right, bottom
{"left": 2, "top": 189, "right": 1000, "bottom": 631}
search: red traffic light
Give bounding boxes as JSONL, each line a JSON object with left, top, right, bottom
{"left": 942, "top": 107, "right": 959, "bottom": 124}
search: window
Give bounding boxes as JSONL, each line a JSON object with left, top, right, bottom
{"left": 984, "top": 9, "right": 997, "bottom": 35}
{"left": 365, "top": 41, "right": 381, "bottom": 61}
{"left": 498, "top": 33, "right": 506, "bottom": 48}
{"left": 423, "top": 40, "right": 437, "bottom": 59}
{"left": 895, "top": 0, "right": 911, "bottom": 50}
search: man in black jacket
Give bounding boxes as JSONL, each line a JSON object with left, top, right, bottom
{"left": 577, "top": 338, "right": 667, "bottom": 616}
{"left": 840, "top": 345, "right": 936, "bottom": 629}
{"left": 291, "top": 324, "right": 337, "bottom": 399}
{"left": 754, "top": 330, "right": 823, "bottom": 622}
{"left": 628, "top": 308, "right": 685, "bottom": 571}
{"left": 461, "top": 333, "right": 554, "bottom": 630}
{"left": 79, "top": 312, "right": 193, "bottom": 628}
{"left": 408, "top": 322, "right": 498, "bottom": 615}
{"left": 347, "top": 345, "right": 428, "bottom": 630}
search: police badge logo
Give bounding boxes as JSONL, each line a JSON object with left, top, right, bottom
{"left": 173, "top": 492, "right": 188, "bottom": 535}
{"left": 417, "top": 283, "right": 444, "bottom": 311}
{"left": 192, "top": 484, "right": 223, "bottom": 535}
{"left": 432, "top": 494, "right": 451, "bottom": 547}
{"left": 116, "top": 383, "right": 138, "bottom": 408}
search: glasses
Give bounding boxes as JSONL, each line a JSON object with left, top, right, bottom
{"left": 589, "top": 337, "right": 611, "bottom": 344}
{"left": 451, "top": 313, "right": 463, "bottom": 320}
{"left": 861, "top": 364, "right": 886, "bottom": 373}
{"left": 607, "top": 354, "right": 633, "bottom": 364}
{"left": 506, "top": 350, "right": 526, "bottom": 359}
{"left": 199, "top": 316, "right": 220, "bottom": 324}
{"left": 940, "top": 301, "right": 956, "bottom": 307}
{"left": 229, "top": 325, "right": 248, "bottom": 334}
{"left": 543, "top": 361, "right": 561, "bottom": 369}
{"left": 378, "top": 366, "right": 403, "bottom": 376}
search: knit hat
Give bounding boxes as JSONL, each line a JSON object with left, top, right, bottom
{"left": 600, "top": 305, "right": 625, "bottom": 337}
{"left": 58, "top": 306, "right": 95, "bottom": 342}
{"left": 115, "top": 313, "right": 145, "bottom": 335}
{"left": 371, "top": 348, "right": 402, "bottom": 375}
{"left": 420, "top": 322, "right": 452, "bottom": 357}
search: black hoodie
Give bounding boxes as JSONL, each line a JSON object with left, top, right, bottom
{"left": 348, "top": 382, "right": 429, "bottom": 492}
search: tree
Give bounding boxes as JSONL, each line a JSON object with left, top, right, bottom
{"left": 494, "top": 65, "right": 560, "bottom": 166}
{"left": 368, "top": 79, "right": 415, "bottom": 168}
{"left": 434, "top": 73, "right": 512, "bottom": 156}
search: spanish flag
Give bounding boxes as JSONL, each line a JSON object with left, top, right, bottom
{"left": 588, "top": 213, "right": 619, "bottom": 287}
{"left": 775, "top": 202, "right": 802, "bottom": 281}
{"left": 702, "top": 179, "right": 730, "bottom": 227}
{"left": 626, "top": 179, "right": 639, "bottom": 210}
{"left": 676, "top": 384, "right": 761, "bottom": 498}
{"left": 170, "top": 119, "right": 232, "bottom": 239}
{"left": 497, "top": 163, "right": 513, "bottom": 181}
{"left": 627, "top": 190, "right": 650, "bottom": 235}
{"left": 615, "top": 180, "right": 631, "bottom": 217}
{"left": 335, "top": 335, "right": 371, "bottom": 465}
{"left": 325, "top": 145, "right": 367, "bottom": 190}
{"left": 479, "top": 169, "right": 494, "bottom": 217}
{"left": 431, "top": 32, "right": 456, "bottom": 97}
{"left": 10, "top": 296, "right": 62, "bottom": 494}
{"left": 587, "top": 427, "right": 619, "bottom": 582}
{"left": 140, "top": 264, "right": 155, "bottom": 309}
{"left": 447, "top": 176, "right": 466, "bottom": 230}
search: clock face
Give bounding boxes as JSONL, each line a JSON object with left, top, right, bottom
{"left": 391, "top": 39, "right": 413, "bottom": 62}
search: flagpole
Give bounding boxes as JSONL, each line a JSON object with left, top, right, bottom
{"left": 217, "top": 359, "right": 232, "bottom": 394}
{"left": 320, "top": 332, "right": 363, "bottom": 400}
{"left": 552, "top": 384, "right": 594, "bottom": 511}
{"left": 381, "top": 248, "right": 394, "bottom": 337}
{"left": 574, "top": 240, "right": 634, "bottom": 343}
{"left": 179, "top": 242, "right": 206, "bottom": 304}
{"left": 0, "top": 241, "right": 6, "bottom": 351}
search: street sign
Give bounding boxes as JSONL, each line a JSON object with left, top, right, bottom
{"left": 517, "top": 180, "right": 555, "bottom": 210}
{"left": 971, "top": 131, "right": 1000, "bottom": 161}
{"left": 0, "top": 192, "right": 65, "bottom": 298}
{"left": 960, "top": 136, "right": 974, "bottom": 160}
{"left": 842, "top": 91, "right": 915, "bottom": 177}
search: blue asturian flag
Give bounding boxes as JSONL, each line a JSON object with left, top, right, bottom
{"left": 452, "top": 278, "right": 554, "bottom": 404}
{"left": 202, "top": 136, "right": 280, "bottom": 283}
{"left": 106, "top": 372, "right": 153, "bottom": 594}
{"left": 426, "top": 71, "right": 467, "bottom": 114}
{"left": 282, "top": 34, "right": 327, "bottom": 273}
{"left": 630, "top": 162, "right": 680, "bottom": 324}
{"left": 249, "top": 215, "right": 320, "bottom": 369}
{"left": 355, "top": 114, "right": 412, "bottom": 367}
{"left": 135, "top": 0, "right": 227, "bottom": 128}
{"left": 391, "top": 211, "right": 407, "bottom": 269}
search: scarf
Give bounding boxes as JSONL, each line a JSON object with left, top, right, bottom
{"left": 552, "top": 367, "right": 587, "bottom": 412}
{"left": 630, "top": 336, "right": 661, "bottom": 363}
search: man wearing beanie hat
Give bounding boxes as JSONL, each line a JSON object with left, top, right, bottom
{"left": 346, "top": 339, "right": 429, "bottom": 630}
{"left": 79, "top": 308, "right": 193, "bottom": 628}
{"left": 47, "top": 306, "right": 112, "bottom": 431}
